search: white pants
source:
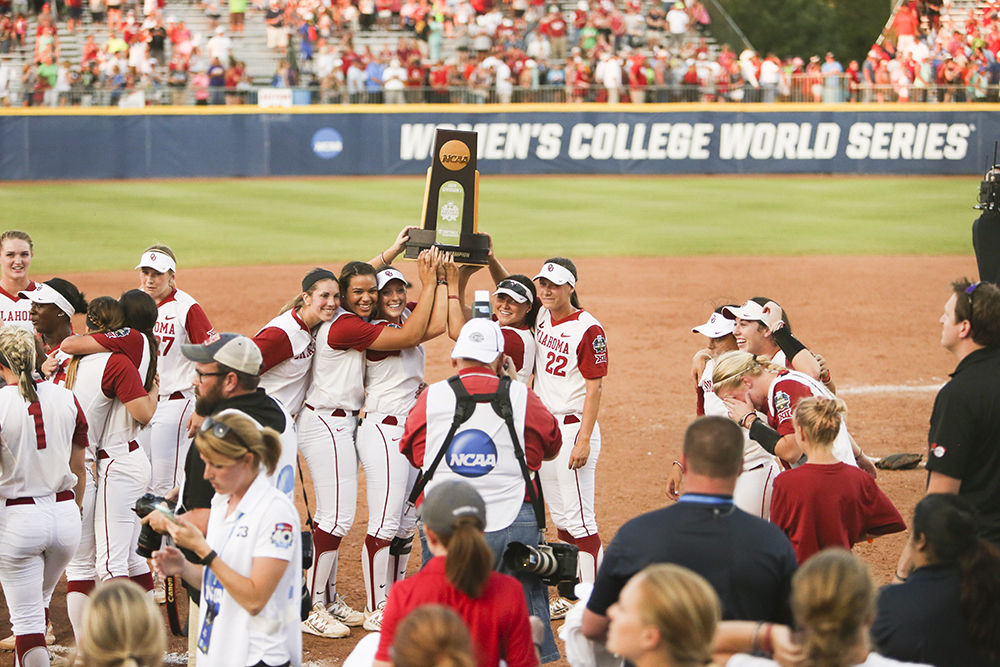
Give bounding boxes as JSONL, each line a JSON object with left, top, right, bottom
{"left": 95, "top": 446, "right": 151, "bottom": 580}
{"left": 356, "top": 413, "right": 418, "bottom": 540}
{"left": 297, "top": 408, "right": 358, "bottom": 537}
{"left": 733, "top": 459, "right": 781, "bottom": 520}
{"left": 65, "top": 464, "right": 98, "bottom": 582}
{"left": 539, "top": 419, "right": 601, "bottom": 539}
{"left": 147, "top": 395, "right": 195, "bottom": 496}
{"left": 0, "top": 496, "right": 81, "bottom": 636}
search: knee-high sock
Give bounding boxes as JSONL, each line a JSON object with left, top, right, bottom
{"left": 308, "top": 527, "right": 342, "bottom": 605}
{"left": 130, "top": 571, "right": 154, "bottom": 593}
{"left": 389, "top": 535, "right": 413, "bottom": 589}
{"left": 557, "top": 528, "right": 576, "bottom": 545}
{"left": 67, "top": 580, "right": 96, "bottom": 644}
{"left": 361, "top": 535, "right": 392, "bottom": 612}
{"left": 15, "top": 635, "right": 47, "bottom": 667}
{"left": 575, "top": 533, "right": 603, "bottom": 584}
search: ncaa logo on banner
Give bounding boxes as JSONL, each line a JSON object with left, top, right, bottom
{"left": 312, "top": 128, "right": 344, "bottom": 159}
{"left": 447, "top": 429, "right": 498, "bottom": 477}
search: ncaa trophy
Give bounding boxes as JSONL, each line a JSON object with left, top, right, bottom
{"left": 404, "top": 128, "right": 491, "bottom": 265}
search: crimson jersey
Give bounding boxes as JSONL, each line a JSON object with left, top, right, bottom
{"left": 151, "top": 288, "right": 215, "bottom": 395}
{"left": 501, "top": 325, "right": 535, "bottom": 384}
{"left": 0, "top": 382, "right": 89, "bottom": 498}
{"left": 364, "top": 306, "right": 423, "bottom": 416}
{"left": 533, "top": 308, "right": 608, "bottom": 415}
{"left": 766, "top": 370, "right": 856, "bottom": 466}
{"left": 305, "top": 307, "right": 384, "bottom": 412}
{"left": 69, "top": 352, "right": 148, "bottom": 457}
{"left": 0, "top": 282, "right": 39, "bottom": 332}
{"left": 253, "top": 309, "right": 316, "bottom": 415}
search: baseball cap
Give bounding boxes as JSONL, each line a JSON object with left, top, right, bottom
{"left": 181, "top": 333, "right": 262, "bottom": 375}
{"left": 451, "top": 318, "right": 504, "bottom": 364}
{"left": 19, "top": 283, "right": 75, "bottom": 318}
{"left": 533, "top": 261, "right": 576, "bottom": 287}
{"left": 493, "top": 278, "right": 533, "bottom": 304}
{"left": 376, "top": 267, "right": 407, "bottom": 291}
{"left": 692, "top": 312, "right": 735, "bottom": 338}
{"left": 135, "top": 250, "right": 176, "bottom": 274}
{"left": 722, "top": 300, "right": 766, "bottom": 324}
{"left": 421, "top": 480, "right": 486, "bottom": 537}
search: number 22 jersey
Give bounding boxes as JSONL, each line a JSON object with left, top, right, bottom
{"left": 533, "top": 308, "right": 608, "bottom": 416}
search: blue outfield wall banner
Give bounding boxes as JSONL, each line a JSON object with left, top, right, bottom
{"left": 0, "top": 105, "right": 996, "bottom": 180}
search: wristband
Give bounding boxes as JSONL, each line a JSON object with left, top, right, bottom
{"left": 437, "top": 279, "right": 447, "bottom": 285}
{"left": 750, "top": 621, "right": 763, "bottom": 653}
{"left": 740, "top": 412, "right": 757, "bottom": 429}
{"left": 201, "top": 550, "right": 217, "bottom": 566}
{"left": 761, "top": 623, "right": 774, "bottom": 656}
{"left": 748, "top": 419, "right": 781, "bottom": 455}
{"left": 448, "top": 294, "right": 459, "bottom": 300}
{"left": 770, "top": 326, "right": 807, "bottom": 362}
{"left": 380, "top": 251, "right": 388, "bottom": 266}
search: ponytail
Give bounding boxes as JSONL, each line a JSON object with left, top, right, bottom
{"left": 543, "top": 257, "right": 581, "bottom": 308}
{"left": 441, "top": 518, "right": 493, "bottom": 599}
{"left": 793, "top": 396, "right": 846, "bottom": 448}
{"left": 0, "top": 327, "right": 38, "bottom": 403}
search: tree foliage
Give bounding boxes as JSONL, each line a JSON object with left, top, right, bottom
{"left": 716, "top": 0, "right": 894, "bottom": 62}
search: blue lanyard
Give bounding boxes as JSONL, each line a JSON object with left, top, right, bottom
{"left": 677, "top": 494, "right": 734, "bottom": 506}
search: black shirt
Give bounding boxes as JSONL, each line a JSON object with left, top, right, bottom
{"left": 587, "top": 496, "right": 797, "bottom": 624}
{"left": 180, "top": 389, "right": 288, "bottom": 512}
{"left": 871, "top": 565, "right": 992, "bottom": 667}
{"left": 925, "top": 346, "right": 1000, "bottom": 544}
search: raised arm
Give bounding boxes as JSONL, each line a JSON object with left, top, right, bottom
{"left": 368, "top": 225, "right": 418, "bottom": 269}
{"left": 368, "top": 248, "right": 441, "bottom": 351}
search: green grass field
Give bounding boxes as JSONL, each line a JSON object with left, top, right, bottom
{"left": 0, "top": 175, "right": 976, "bottom": 273}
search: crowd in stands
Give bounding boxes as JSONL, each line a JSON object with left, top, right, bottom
{"left": 1, "top": 0, "right": 1000, "bottom": 105}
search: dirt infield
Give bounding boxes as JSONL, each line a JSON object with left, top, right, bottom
{"left": 0, "top": 254, "right": 978, "bottom": 666}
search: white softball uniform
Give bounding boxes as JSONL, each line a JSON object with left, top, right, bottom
{"left": 254, "top": 308, "right": 316, "bottom": 417}
{"left": 147, "top": 288, "right": 214, "bottom": 495}
{"left": 69, "top": 350, "right": 152, "bottom": 581}
{"left": 357, "top": 309, "right": 423, "bottom": 611}
{"left": 699, "top": 359, "right": 781, "bottom": 519}
{"left": 0, "top": 282, "right": 39, "bottom": 332}
{"left": 0, "top": 381, "right": 88, "bottom": 659}
{"left": 766, "top": 370, "right": 857, "bottom": 467}
{"left": 501, "top": 325, "right": 536, "bottom": 384}
{"left": 533, "top": 308, "right": 607, "bottom": 547}
{"left": 196, "top": 472, "right": 302, "bottom": 667}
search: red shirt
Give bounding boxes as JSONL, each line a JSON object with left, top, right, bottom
{"left": 375, "top": 556, "right": 538, "bottom": 667}
{"left": 770, "top": 462, "right": 906, "bottom": 564}
{"left": 401, "top": 366, "right": 561, "bottom": 472}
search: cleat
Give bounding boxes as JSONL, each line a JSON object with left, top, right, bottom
{"left": 548, "top": 596, "right": 574, "bottom": 621}
{"left": 363, "top": 602, "right": 385, "bottom": 632}
{"left": 301, "top": 603, "right": 350, "bottom": 639}
{"left": 327, "top": 594, "right": 364, "bottom": 627}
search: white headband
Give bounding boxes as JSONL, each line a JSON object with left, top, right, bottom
{"left": 20, "top": 283, "right": 75, "bottom": 319}
{"left": 533, "top": 262, "right": 576, "bottom": 287}
{"left": 135, "top": 250, "right": 176, "bottom": 274}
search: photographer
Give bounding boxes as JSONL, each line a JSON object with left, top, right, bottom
{"left": 374, "top": 481, "right": 537, "bottom": 667}
{"left": 151, "top": 412, "right": 302, "bottom": 667}
{"left": 400, "top": 318, "right": 562, "bottom": 662}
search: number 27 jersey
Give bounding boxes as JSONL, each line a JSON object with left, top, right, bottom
{"left": 533, "top": 308, "right": 608, "bottom": 415}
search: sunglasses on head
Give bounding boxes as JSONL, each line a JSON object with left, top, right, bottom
{"left": 965, "top": 281, "right": 981, "bottom": 325}
{"left": 496, "top": 279, "right": 533, "bottom": 303}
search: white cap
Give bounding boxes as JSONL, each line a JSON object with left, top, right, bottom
{"left": 376, "top": 267, "right": 407, "bottom": 291}
{"left": 451, "top": 318, "right": 504, "bottom": 364}
{"left": 19, "top": 283, "right": 75, "bottom": 318}
{"left": 135, "top": 250, "right": 176, "bottom": 274}
{"left": 493, "top": 278, "right": 533, "bottom": 304}
{"left": 181, "top": 333, "right": 262, "bottom": 375}
{"left": 692, "top": 312, "right": 735, "bottom": 338}
{"left": 533, "top": 261, "right": 576, "bottom": 287}
{"left": 722, "top": 300, "right": 766, "bottom": 324}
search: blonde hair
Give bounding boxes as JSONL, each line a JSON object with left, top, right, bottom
{"left": 391, "top": 605, "right": 475, "bottom": 667}
{"left": 0, "top": 326, "right": 38, "bottom": 403}
{"left": 76, "top": 579, "right": 165, "bottom": 667}
{"left": 791, "top": 549, "right": 874, "bottom": 667}
{"left": 0, "top": 230, "right": 33, "bottom": 253}
{"left": 711, "top": 350, "right": 782, "bottom": 394}
{"left": 794, "top": 397, "right": 846, "bottom": 447}
{"left": 142, "top": 244, "right": 176, "bottom": 264}
{"left": 634, "top": 564, "right": 720, "bottom": 667}
{"left": 195, "top": 411, "right": 281, "bottom": 475}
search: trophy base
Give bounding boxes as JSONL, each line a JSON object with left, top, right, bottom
{"left": 403, "top": 229, "right": 490, "bottom": 265}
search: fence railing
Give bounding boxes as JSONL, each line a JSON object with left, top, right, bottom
{"left": 3, "top": 76, "right": 995, "bottom": 108}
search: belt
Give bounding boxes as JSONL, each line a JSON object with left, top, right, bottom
{"left": 562, "top": 415, "right": 581, "bottom": 425}
{"left": 6, "top": 490, "right": 75, "bottom": 506}
{"left": 166, "top": 391, "right": 186, "bottom": 401}
{"left": 381, "top": 415, "right": 398, "bottom": 426}
{"left": 97, "top": 440, "right": 140, "bottom": 460}
{"left": 304, "top": 404, "right": 359, "bottom": 418}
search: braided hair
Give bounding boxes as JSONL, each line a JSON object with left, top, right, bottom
{"left": 0, "top": 326, "right": 39, "bottom": 403}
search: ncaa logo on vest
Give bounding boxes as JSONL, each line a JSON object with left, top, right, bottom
{"left": 446, "top": 429, "right": 497, "bottom": 477}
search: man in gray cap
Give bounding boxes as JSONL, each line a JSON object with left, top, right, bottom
{"left": 400, "top": 318, "right": 563, "bottom": 662}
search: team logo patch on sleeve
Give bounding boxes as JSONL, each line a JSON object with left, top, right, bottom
{"left": 774, "top": 391, "right": 791, "bottom": 420}
{"left": 592, "top": 335, "right": 606, "bottom": 354}
{"left": 271, "top": 522, "right": 294, "bottom": 549}
{"left": 105, "top": 327, "right": 131, "bottom": 339}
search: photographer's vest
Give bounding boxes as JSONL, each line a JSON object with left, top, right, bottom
{"left": 421, "top": 375, "right": 529, "bottom": 533}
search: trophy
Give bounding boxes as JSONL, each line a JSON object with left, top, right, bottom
{"left": 404, "top": 129, "right": 491, "bottom": 265}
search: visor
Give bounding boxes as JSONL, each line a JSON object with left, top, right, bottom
{"left": 19, "top": 283, "right": 75, "bottom": 319}
{"left": 692, "top": 312, "right": 736, "bottom": 338}
{"left": 376, "top": 268, "right": 407, "bottom": 291}
{"left": 135, "top": 251, "right": 176, "bottom": 274}
{"left": 493, "top": 278, "right": 533, "bottom": 304}
{"left": 721, "top": 300, "right": 766, "bottom": 324}
{"left": 533, "top": 262, "right": 576, "bottom": 287}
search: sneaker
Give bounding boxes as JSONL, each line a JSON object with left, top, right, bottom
{"left": 327, "top": 594, "right": 364, "bottom": 627}
{"left": 302, "top": 603, "right": 350, "bottom": 639}
{"left": 363, "top": 602, "right": 385, "bottom": 632}
{"left": 0, "top": 624, "right": 55, "bottom": 650}
{"left": 549, "top": 596, "right": 574, "bottom": 621}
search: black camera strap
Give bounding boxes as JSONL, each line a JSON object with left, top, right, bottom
{"left": 296, "top": 454, "right": 314, "bottom": 532}
{"left": 407, "top": 375, "right": 546, "bottom": 532}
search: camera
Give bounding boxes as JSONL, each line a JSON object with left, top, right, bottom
{"left": 133, "top": 493, "right": 173, "bottom": 558}
{"left": 976, "top": 166, "right": 1000, "bottom": 211}
{"left": 501, "top": 541, "right": 578, "bottom": 586}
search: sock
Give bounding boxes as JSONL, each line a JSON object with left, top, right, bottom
{"left": 307, "top": 527, "right": 341, "bottom": 606}
{"left": 575, "top": 533, "right": 603, "bottom": 584}
{"left": 361, "top": 535, "right": 392, "bottom": 611}
{"left": 557, "top": 528, "right": 576, "bottom": 545}
{"left": 130, "top": 571, "right": 154, "bottom": 592}
{"left": 67, "top": 580, "right": 96, "bottom": 645}
{"left": 15, "top": 634, "right": 47, "bottom": 667}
